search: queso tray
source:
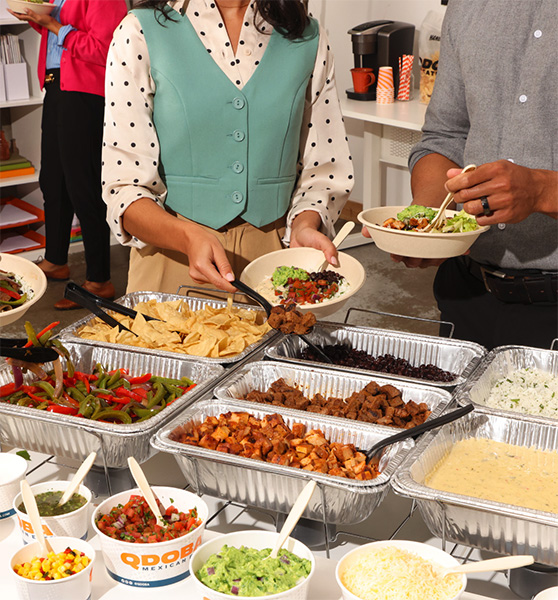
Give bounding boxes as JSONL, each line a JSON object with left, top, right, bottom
{"left": 391, "top": 407, "right": 558, "bottom": 566}
{"left": 214, "top": 360, "right": 453, "bottom": 426}
{"left": 151, "top": 398, "right": 414, "bottom": 525}
{"left": 265, "top": 322, "right": 486, "bottom": 388}
{"left": 58, "top": 291, "right": 279, "bottom": 365}
{"left": 0, "top": 342, "right": 224, "bottom": 468}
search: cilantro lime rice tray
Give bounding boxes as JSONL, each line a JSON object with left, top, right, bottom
{"left": 57, "top": 291, "right": 279, "bottom": 365}
{"left": 455, "top": 344, "right": 558, "bottom": 425}
{"left": 0, "top": 342, "right": 223, "bottom": 468}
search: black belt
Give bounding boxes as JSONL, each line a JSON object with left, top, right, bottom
{"left": 44, "top": 68, "right": 60, "bottom": 85}
{"left": 466, "top": 258, "right": 558, "bottom": 304}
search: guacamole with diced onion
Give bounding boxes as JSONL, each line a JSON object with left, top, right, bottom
{"left": 271, "top": 266, "right": 309, "bottom": 288}
{"left": 197, "top": 544, "right": 311, "bottom": 597}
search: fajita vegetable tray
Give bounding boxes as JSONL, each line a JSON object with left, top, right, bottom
{"left": 0, "top": 342, "right": 224, "bottom": 468}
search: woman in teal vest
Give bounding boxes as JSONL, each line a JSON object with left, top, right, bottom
{"left": 102, "top": 0, "right": 354, "bottom": 294}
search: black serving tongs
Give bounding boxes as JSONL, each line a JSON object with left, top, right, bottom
{"left": 0, "top": 338, "right": 59, "bottom": 363}
{"left": 232, "top": 279, "right": 333, "bottom": 364}
{"left": 365, "top": 403, "right": 475, "bottom": 471}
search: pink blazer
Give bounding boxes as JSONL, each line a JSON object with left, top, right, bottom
{"left": 31, "top": 0, "right": 127, "bottom": 97}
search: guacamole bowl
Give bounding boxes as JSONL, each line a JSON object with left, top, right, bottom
{"left": 13, "top": 479, "right": 92, "bottom": 544}
{"left": 191, "top": 529, "right": 315, "bottom": 600}
{"left": 92, "top": 486, "right": 208, "bottom": 588}
{"left": 240, "top": 247, "right": 365, "bottom": 319}
{"left": 358, "top": 206, "right": 490, "bottom": 259}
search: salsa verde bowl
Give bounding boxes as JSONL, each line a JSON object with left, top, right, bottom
{"left": 240, "top": 247, "right": 365, "bottom": 319}
{"left": 358, "top": 206, "right": 489, "bottom": 259}
{"left": 190, "top": 529, "right": 315, "bottom": 600}
{"left": 10, "top": 536, "right": 95, "bottom": 600}
{"left": 336, "top": 539, "right": 466, "bottom": 600}
{"left": 91, "top": 485, "right": 208, "bottom": 587}
{"left": 0, "top": 452, "right": 27, "bottom": 519}
{"left": 13, "top": 480, "right": 92, "bottom": 544}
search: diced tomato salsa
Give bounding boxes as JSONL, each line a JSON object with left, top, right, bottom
{"left": 95, "top": 494, "right": 201, "bottom": 543}
{"left": 277, "top": 277, "right": 340, "bottom": 305}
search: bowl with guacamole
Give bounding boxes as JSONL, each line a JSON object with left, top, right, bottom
{"left": 13, "top": 479, "right": 92, "bottom": 544}
{"left": 191, "top": 529, "right": 315, "bottom": 599}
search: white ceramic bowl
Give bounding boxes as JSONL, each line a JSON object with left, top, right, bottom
{"left": 6, "top": 0, "right": 55, "bottom": 15}
{"left": 358, "top": 206, "right": 490, "bottom": 259}
{"left": 0, "top": 253, "right": 47, "bottom": 326}
{"left": 92, "top": 486, "right": 208, "bottom": 588}
{"left": 534, "top": 588, "right": 558, "bottom": 600}
{"left": 0, "top": 453, "right": 27, "bottom": 519}
{"left": 240, "top": 247, "right": 365, "bottom": 319}
{"left": 190, "top": 529, "right": 315, "bottom": 600}
{"left": 13, "top": 480, "right": 92, "bottom": 544}
{"left": 10, "top": 536, "right": 95, "bottom": 600}
{"left": 336, "top": 539, "right": 466, "bottom": 600}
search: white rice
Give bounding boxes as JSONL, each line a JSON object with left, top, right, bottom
{"left": 486, "top": 367, "right": 558, "bottom": 419}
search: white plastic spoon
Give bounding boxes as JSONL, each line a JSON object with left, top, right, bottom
{"left": 267, "top": 480, "right": 317, "bottom": 560}
{"left": 439, "top": 554, "right": 534, "bottom": 579}
{"left": 56, "top": 451, "right": 96, "bottom": 507}
{"left": 127, "top": 456, "right": 166, "bottom": 527}
{"left": 311, "top": 221, "right": 355, "bottom": 273}
{"left": 20, "top": 479, "right": 53, "bottom": 556}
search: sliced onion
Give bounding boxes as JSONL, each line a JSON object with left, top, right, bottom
{"left": 206, "top": 567, "right": 215, "bottom": 575}
{"left": 53, "top": 357, "right": 64, "bottom": 398}
{"left": 12, "top": 364, "right": 23, "bottom": 390}
{"left": 231, "top": 585, "right": 239, "bottom": 595}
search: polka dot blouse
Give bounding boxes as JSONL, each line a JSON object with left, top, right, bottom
{"left": 102, "top": 0, "right": 353, "bottom": 247}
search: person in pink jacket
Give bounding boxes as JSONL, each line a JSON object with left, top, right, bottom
{"left": 9, "top": 0, "right": 127, "bottom": 309}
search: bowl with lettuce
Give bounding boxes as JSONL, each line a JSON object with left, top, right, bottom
{"left": 7, "top": 0, "right": 55, "bottom": 16}
{"left": 358, "top": 205, "right": 490, "bottom": 259}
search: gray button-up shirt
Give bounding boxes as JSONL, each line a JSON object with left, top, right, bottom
{"left": 409, "top": 0, "right": 557, "bottom": 271}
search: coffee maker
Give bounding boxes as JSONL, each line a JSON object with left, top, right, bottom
{"left": 347, "top": 20, "right": 415, "bottom": 101}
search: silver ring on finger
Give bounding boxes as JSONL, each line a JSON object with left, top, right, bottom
{"left": 480, "top": 196, "right": 491, "bottom": 216}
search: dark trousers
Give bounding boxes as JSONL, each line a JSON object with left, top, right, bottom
{"left": 434, "top": 257, "right": 558, "bottom": 350}
{"left": 39, "top": 71, "right": 110, "bottom": 282}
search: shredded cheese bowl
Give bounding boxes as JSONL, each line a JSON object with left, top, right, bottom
{"left": 335, "top": 540, "right": 466, "bottom": 600}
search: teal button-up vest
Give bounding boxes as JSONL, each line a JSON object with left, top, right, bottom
{"left": 133, "top": 9, "right": 319, "bottom": 229}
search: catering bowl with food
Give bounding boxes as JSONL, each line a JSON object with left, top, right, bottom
{"left": 190, "top": 529, "right": 315, "bottom": 600}
{"left": 336, "top": 539, "right": 466, "bottom": 600}
{"left": 10, "top": 536, "right": 95, "bottom": 600}
{"left": 0, "top": 452, "right": 28, "bottom": 520}
{"left": 358, "top": 205, "right": 489, "bottom": 259}
{"left": 13, "top": 480, "right": 91, "bottom": 544}
{"left": 92, "top": 485, "right": 208, "bottom": 587}
{"left": 240, "top": 247, "right": 365, "bottom": 319}
{"left": 0, "top": 253, "right": 47, "bottom": 327}
{"left": 6, "top": 0, "right": 55, "bottom": 15}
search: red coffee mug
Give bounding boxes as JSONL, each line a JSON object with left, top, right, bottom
{"left": 351, "top": 67, "right": 375, "bottom": 93}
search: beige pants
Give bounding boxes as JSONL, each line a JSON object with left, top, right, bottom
{"left": 127, "top": 215, "right": 286, "bottom": 295}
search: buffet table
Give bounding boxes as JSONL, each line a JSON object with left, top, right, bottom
{"left": 0, "top": 448, "right": 526, "bottom": 600}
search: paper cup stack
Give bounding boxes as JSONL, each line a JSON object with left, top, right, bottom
{"left": 397, "top": 55, "right": 414, "bottom": 101}
{"left": 376, "top": 66, "right": 394, "bottom": 104}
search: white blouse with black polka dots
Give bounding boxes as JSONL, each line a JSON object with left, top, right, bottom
{"left": 102, "top": 0, "right": 353, "bottom": 247}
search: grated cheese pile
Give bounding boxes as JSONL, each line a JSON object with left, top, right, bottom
{"left": 340, "top": 546, "right": 463, "bottom": 600}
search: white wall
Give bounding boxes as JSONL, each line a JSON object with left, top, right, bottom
{"left": 308, "top": 0, "right": 446, "bottom": 206}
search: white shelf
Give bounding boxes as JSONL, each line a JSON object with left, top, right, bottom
{"left": 0, "top": 94, "right": 43, "bottom": 109}
{"left": 0, "top": 171, "right": 40, "bottom": 187}
{"left": 341, "top": 96, "right": 427, "bottom": 131}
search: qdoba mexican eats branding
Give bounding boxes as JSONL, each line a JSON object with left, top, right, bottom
{"left": 121, "top": 534, "right": 202, "bottom": 571}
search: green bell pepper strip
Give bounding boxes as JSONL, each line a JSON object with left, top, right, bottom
{"left": 0, "top": 294, "right": 27, "bottom": 307}
{"left": 91, "top": 409, "right": 132, "bottom": 424}
{"left": 146, "top": 382, "right": 165, "bottom": 409}
{"left": 24, "top": 321, "right": 40, "bottom": 347}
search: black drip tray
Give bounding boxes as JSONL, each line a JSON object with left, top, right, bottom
{"left": 508, "top": 563, "right": 558, "bottom": 598}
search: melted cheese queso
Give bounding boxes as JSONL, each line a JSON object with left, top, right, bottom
{"left": 425, "top": 438, "right": 558, "bottom": 513}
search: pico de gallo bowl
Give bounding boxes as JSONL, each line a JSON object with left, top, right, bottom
{"left": 92, "top": 486, "right": 209, "bottom": 587}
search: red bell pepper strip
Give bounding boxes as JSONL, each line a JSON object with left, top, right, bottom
{"left": 96, "top": 393, "right": 128, "bottom": 404}
{"left": 128, "top": 373, "right": 151, "bottom": 385}
{"left": 74, "top": 372, "right": 90, "bottom": 394}
{"left": 24, "top": 321, "right": 60, "bottom": 347}
{"left": 46, "top": 405, "right": 78, "bottom": 416}
{"left": 0, "top": 382, "right": 18, "bottom": 396}
{"left": 0, "top": 286, "right": 21, "bottom": 299}
{"left": 114, "top": 386, "right": 144, "bottom": 402}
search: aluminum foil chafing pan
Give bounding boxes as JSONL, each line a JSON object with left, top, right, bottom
{"left": 455, "top": 345, "right": 558, "bottom": 425}
{"left": 265, "top": 322, "right": 485, "bottom": 388}
{"left": 0, "top": 342, "right": 224, "bottom": 468}
{"left": 151, "top": 398, "right": 414, "bottom": 524}
{"left": 392, "top": 407, "right": 558, "bottom": 565}
{"left": 214, "top": 361, "right": 452, "bottom": 426}
{"left": 58, "top": 291, "right": 278, "bottom": 365}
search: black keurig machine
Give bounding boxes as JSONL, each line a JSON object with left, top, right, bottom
{"left": 347, "top": 20, "right": 415, "bottom": 101}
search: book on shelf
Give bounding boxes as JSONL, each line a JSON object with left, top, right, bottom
{"left": 0, "top": 165, "right": 35, "bottom": 179}
{"left": 0, "top": 160, "right": 31, "bottom": 172}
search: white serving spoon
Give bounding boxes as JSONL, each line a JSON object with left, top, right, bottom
{"left": 20, "top": 479, "right": 53, "bottom": 555}
{"left": 438, "top": 554, "right": 534, "bottom": 579}
{"left": 127, "top": 456, "right": 166, "bottom": 527}
{"left": 267, "top": 480, "right": 317, "bottom": 560}
{"left": 311, "top": 221, "right": 355, "bottom": 273}
{"left": 424, "top": 164, "right": 477, "bottom": 232}
{"left": 56, "top": 451, "right": 96, "bottom": 507}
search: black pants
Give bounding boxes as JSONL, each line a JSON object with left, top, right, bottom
{"left": 434, "top": 257, "right": 558, "bottom": 350}
{"left": 39, "top": 71, "right": 110, "bottom": 282}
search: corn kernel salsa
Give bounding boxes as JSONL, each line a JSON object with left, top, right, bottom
{"left": 13, "top": 547, "right": 90, "bottom": 581}
{"left": 95, "top": 493, "right": 201, "bottom": 543}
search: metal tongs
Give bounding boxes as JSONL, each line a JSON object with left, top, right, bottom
{"left": 63, "top": 282, "right": 159, "bottom": 336}
{"left": 0, "top": 338, "right": 59, "bottom": 363}
{"left": 232, "top": 279, "right": 333, "bottom": 364}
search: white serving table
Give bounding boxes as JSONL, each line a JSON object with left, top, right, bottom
{"left": 0, "top": 448, "right": 526, "bottom": 600}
